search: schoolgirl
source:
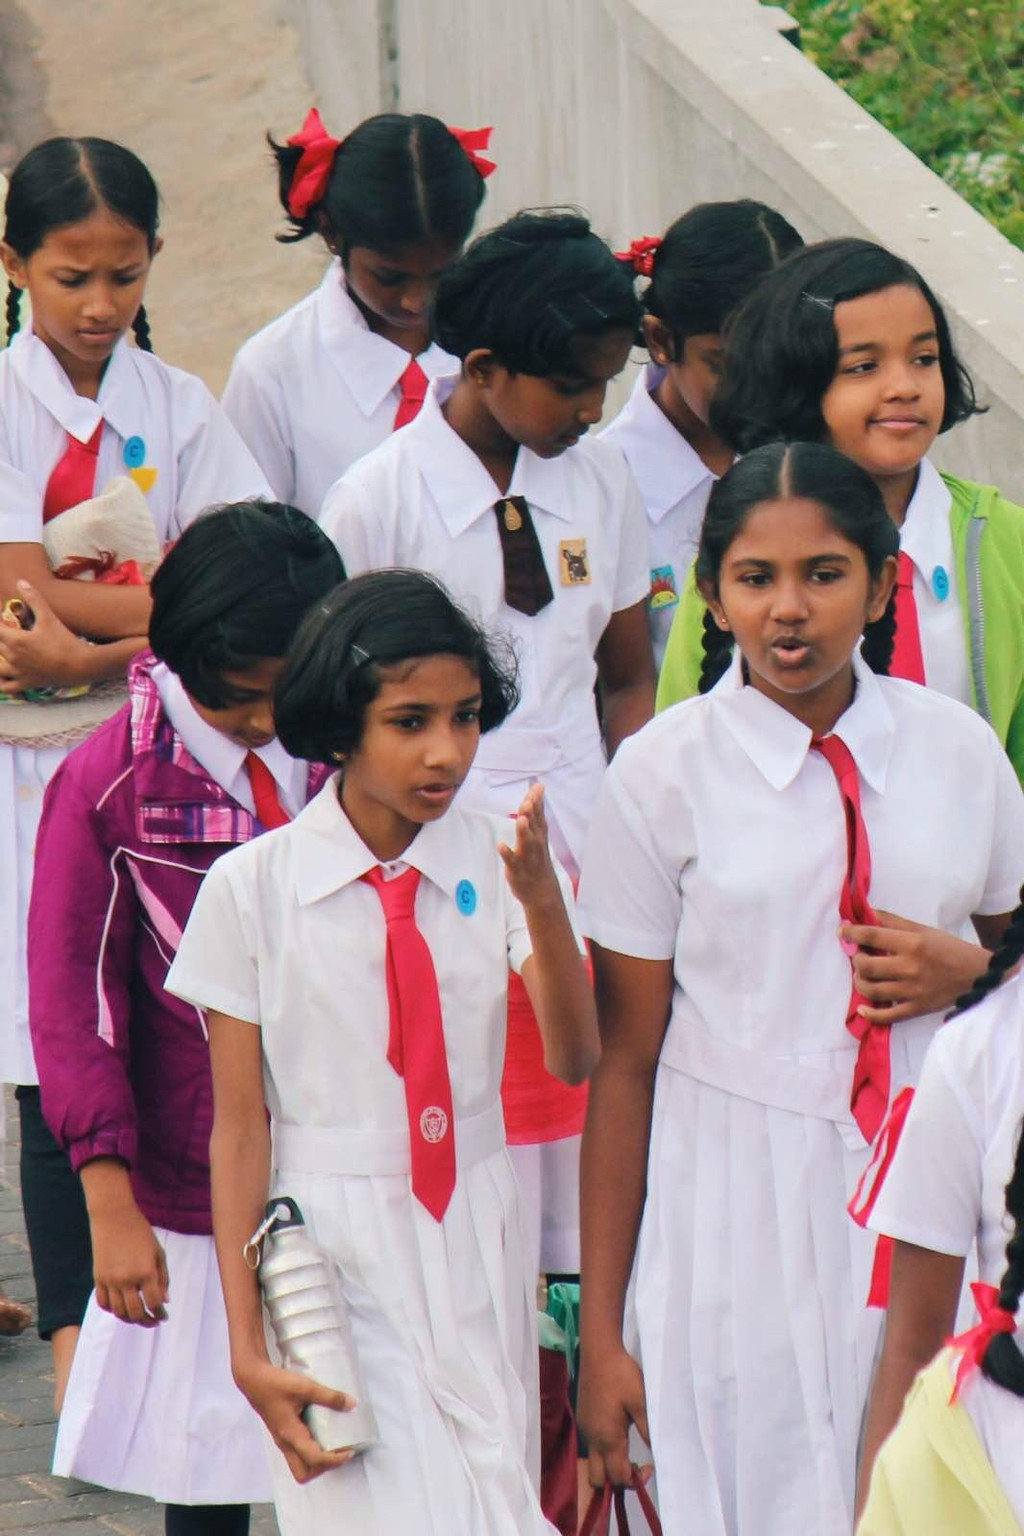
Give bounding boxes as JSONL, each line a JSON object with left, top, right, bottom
{"left": 655, "top": 240, "right": 1024, "bottom": 782}
{"left": 222, "top": 109, "right": 492, "bottom": 514}
{"left": 319, "top": 208, "right": 655, "bottom": 1282}
{"left": 0, "top": 135, "right": 269, "bottom": 1403}
{"left": 603, "top": 199, "right": 802, "bottom": 663}
{"left": 164, "top": 570, "right": 598, "bottom": 1535}
{"left": 856, "top": 905, "right": 1024, "bottom": 1533}
{"left": 575, "top": 442, "right": 1024, "bottom": 1535}
{"left": 29, "top": 503, "right": 342, "bottom": 1534}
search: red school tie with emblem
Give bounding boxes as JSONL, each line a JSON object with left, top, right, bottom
{"left": 812, "top": 731, "right": 890, "bottom": 1144}
{"left": 393, "top": 357, "right": 429, "bottom": 431}
{"left": 244, "top": 752, "right": 291, "bottom": 830}
{"left": 42, "top": 421, "right": 104, "bottom": 523}
{"left": 890, "top": 552, "right": 926, "bottom": 685}
{"left": 361, "top": 865, "right": 456, "bottom": 1220}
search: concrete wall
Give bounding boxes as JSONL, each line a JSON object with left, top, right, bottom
{"left": 294, "top": 0, "right": 1024, "bottom": 499}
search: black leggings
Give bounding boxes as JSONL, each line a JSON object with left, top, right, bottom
{"left": 15, "top": 1086, "right": 93, "bottom": 1338}
{"left": 164, "top": 1505, "right": 250, "bottom": 1536}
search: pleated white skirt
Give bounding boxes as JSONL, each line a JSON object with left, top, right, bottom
{"left": 635, "top": 1064, "right": 882, "bottom": 1536}
{"left": 267, "top": 1146, "right": 557, "bottom": 1535}
{"left": 53, "top": 1230, "right": 273, "bottom": 1504}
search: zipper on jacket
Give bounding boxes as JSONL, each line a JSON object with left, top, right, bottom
{"left": 965, "top": 514, "right": 992, "bottom": 725}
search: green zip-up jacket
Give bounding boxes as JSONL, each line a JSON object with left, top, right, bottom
{"left": 655, "top": 474, "right": 1024, "bottom": 782}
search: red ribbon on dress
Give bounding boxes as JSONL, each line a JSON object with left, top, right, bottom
{"left": 448, "top": 125, "right": 496, "bottom": 178}
{"left": 286, "top": 107, "right": 343, "bottom": 218}
{"left": 614, "top": 236, "right": 662, "bottom": 277}
{"left": 847, "top": 1086, "right": 915, "bottom": 1307}
{"left": 948, "top": 1282, "right": 1018, "bottom": 1403}
{"left": 53, "top": 552, "right": 148, "bottom": 586}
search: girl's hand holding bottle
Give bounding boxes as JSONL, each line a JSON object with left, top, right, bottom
{"left": 0, "top": 580, "right": 148, "bottom": 692}
{"left": 500, "top": 784, "right": 600, "bottom": 1086}
{"left": 80, "top": 1158, "right": 168, "bottom": 1327}
{"left": 231, "top": 1355, "right": 356, "bottom": 1486}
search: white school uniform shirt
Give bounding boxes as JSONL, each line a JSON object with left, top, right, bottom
{"left": 320, "top": 376, "right": 651, "bottom": 874}
{"left": 166, "top": 784, "right": 568, "bottom": 1535}
{"left": 221, "top": 260, "right": 457, "bottom": 516}
{"left": 151, "top": 662, "right": 305, "bottom": 818}
{"left": 868, "top": 969, "right": 1024, "bottom": 1528}
{"left": 900, "top": 456, "right": 971, "bottom": 706}
{"left": 600, "top": 363, "right": 718, "bottom": 667}
{"left": 576, "top": 650, "right": 1024, "bottom": 1535}
{"left": 0, "top": 328, "right": 271, "bottom": 1087}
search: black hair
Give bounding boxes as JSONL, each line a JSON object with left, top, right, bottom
{"left": 431, "top": 209, "right": 641, "bottom": 376}
{"left": 709, "top": 238, "right": 984, "bottom": 453}
{"left": 3, "top": 136, "right": 159, "bottom": 352}
{"left": 695, "top": 441, "right": 898, "bottom": 693}
{"left": 270, "top": 112, "right": 486, "bottom": 255}
{"left": 274, "top": 569, "right": 520, "bottom": 763}
{"left": 640, "top": 200, "right": 803, "bottom": 346}
{"left": 948, "top": 888, "right": 1024, "bottom": 1396}
{"left": 148, "top": 500, "right": 343, "bottom": 710}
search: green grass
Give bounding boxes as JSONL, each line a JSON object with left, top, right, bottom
{"left": 781, "top": 0, "right": 1024, "bottom": 248}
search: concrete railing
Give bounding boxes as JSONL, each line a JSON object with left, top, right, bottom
{"left": 292, "top": 0, "right": 1024, "bottom": 499}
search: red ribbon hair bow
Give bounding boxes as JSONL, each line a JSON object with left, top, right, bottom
{"left": 615, "top": 236, "right": 662, "bottom": 277}
{"left": 448, "top": 125, "right": 497, "bottom": 178}
{"left": 948, "top": 1282, "right": 1018, "bottom": 1403}
{"left": 286, "top": 107, "right": 343, "bottom": 218}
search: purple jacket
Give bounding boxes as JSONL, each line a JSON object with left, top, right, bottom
{"left": 28, "top": 651, "right": 327, "bottom": 1235}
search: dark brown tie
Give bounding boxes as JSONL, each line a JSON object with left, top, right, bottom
{"left": 493, "top": 496, "right": 554, "bottom": 616}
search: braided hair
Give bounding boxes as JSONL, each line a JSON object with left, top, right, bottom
{"left": 947, "top": 887, "right": 1024, "bottom": 1395}
{"left": 3, "top": 137, "right": 159, "bottom": 351}
{"left": 131, "top": 305, "right": 153, "bottom": 353}
{"left": 695, "top": 441, "right": 899, "bottom": 691}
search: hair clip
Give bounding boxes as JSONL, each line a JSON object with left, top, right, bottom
{"left": 448, "top": 126, "right": 497, "bottom": 179}
{"left": 286, "top": 107, "right": 343, "bottom": 219}
{"left": 615, "top": 235, "right": 662, "bottom": 278}
{"left": 350, "top": 643, "right": 371, "bottom": 666}
{"left": 801, "top": 290, "right": 834, "bottom": 310}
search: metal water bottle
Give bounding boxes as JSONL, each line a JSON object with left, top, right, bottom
{"left": 244, "top": 1196, "right": 378, "bottom": 1454}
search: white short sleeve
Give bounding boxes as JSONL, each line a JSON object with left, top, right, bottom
{"left": 318, "top": 477, "right": 381, "bottom": 576}
{"left": 576, "top": 733, "right": 687, "bottom": 960}
{"left": 504, "top": 846, "right": 583, "bottom": 976}
{"left": 221, "top": 351, "right": 295, "bottom": 505}
{"left": 0, "top": 457, "right": 44, "bottom": 543}
{"left": 165, "top": 856, "right": 261, "bottom": 1024}
{"left": 611, "top": 457, "right": 652, "bottom": 613}
{"left": 170, "top": 377, "right": 273, "bottom": 533}
{"left": 868, "top": 1037, "right": 983, "bottom": 1256}
{"left": 975, "top": 730, "right": 1024, "bottom": 915}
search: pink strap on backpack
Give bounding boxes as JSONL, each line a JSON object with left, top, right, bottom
{"left": 580, "top": 1469, "right": 661, "bottom": 1536}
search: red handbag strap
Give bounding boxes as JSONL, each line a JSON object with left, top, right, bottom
{"left": 581, "top": 1471, "right": 661, "bottom": 1536}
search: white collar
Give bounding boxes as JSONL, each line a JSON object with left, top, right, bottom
{"left": 407, "top": 377, "right": 577, "bottom": 535}
{"left": 897, "top": 459, "right": 954, "bottom": 581}
{"left": 152, "top": 662, "right": 296, "bottom": 801}
{"left": 10, "top": 326, "right": 144, "bottom": 444}
{"left": 607, "top": 364, "right": 716, "bottom": 522}
{"left": 292, "top": 777, "right": 473, "bottom": 905}
{"left": 712, "top": 647, "right": 894, "bottom": 793}
{"left": 314, "top": 260, "right": 453, "bottom": 417}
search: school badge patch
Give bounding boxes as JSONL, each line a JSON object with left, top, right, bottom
{"left": 648, "top": 565, "right": 678, "bottom": 609}
{"left": 559, "top": 539, "right": 591, "bottom": 586}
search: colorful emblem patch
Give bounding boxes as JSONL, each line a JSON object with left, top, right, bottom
{"left": 648, "top": 565, "right": 679, "bottom": 609}
{"left": 559, "top": 539, "right": 591, "bottom": 586}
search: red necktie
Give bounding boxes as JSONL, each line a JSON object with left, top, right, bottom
{"left": 245, "top": 752, "right": 290, "bottom": 830}
{"left": 890, "top": 552, "right": 926, "bottom": 685}
{"left": 362, "top": 865, "right": 456, "bottom": 1220}
{"left": 42, "top": 421, "right": 104, "bottom": 524}
{"left": 813, "top": 732, "right": 890, "bottom": 1143}
{"left": 393, "top": 358, "right": 428, "bottom": 430}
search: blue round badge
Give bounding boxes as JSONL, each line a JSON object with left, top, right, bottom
{"left": 455, "top": 879, "right": 477, "bottom": 916}
{"left": 931, "top": 565, "right": 950, "bottom": 601}
{"left": 123, "top": 436, "right": 146, "bottom": 469}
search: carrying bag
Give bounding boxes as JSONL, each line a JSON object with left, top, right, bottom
{"left": 579, "top": 1468, "right": 661, "bottom": 1535}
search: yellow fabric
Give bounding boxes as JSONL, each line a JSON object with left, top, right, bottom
{"left": 857, "top": 1350, "right": 1021, "bottom": 1536}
